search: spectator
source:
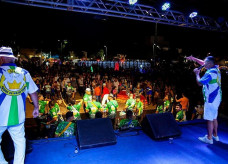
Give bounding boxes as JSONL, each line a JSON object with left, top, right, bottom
{"left": 146, "top": 82, "right": 153, "bottom": 105}
{"left": 153, "top": 90, "right": 160, "bottom": 105}
{"left": 163, "top": 94, "right": 171, "bottom": 112}
{"left": 71, "top": 77, "right": 78, "bottom": 96}
{"left": 65, "top": 82, "right": 74, "bottom": 104}
{"left": 101, "top": 83, "right": 109, "bottom": 106}
{"left": 52, "top": 81, "right": 58, "bottom": 98}
{"left": 175, "top": 103, "right": 184, "bottom": 122}
{"left": 113, "top": 78, "right": 119, "bottom": 92}
{"left": 78, "top": 75, "right": 84, "bottom": 96}
{"left": 44, "top": 81, "right": 51, "bottom": 99}
{"left": 35, "top": 79, "right": 41, "bottom": 93}
{"left": 156, "top": 99, "right": 164, "bottom": 114}
{"left": 112, "top": 86, "right": 118, "bottom": 99}
{"left": 94, "top": 84, "right": 102, "bottom": 102}
{"left": 56, "top": 79, "right": 61, "bottom": 98}
{"left": 107, "top": 79, "right": 113, "bottom": 93}
{"left": 191, "top": 101, "right": 204, "bottom": 120}
{"left": 61, "top": 78, "right": 67, "bottom": 98}
{"left": 175, "top": 93, "right": 189, "bottom": 121}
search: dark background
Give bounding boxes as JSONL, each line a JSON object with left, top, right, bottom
{"left": 0, "top": 1, "right": 228, "bottom": 59}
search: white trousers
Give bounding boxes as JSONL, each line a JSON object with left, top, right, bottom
{"left": 0, "top": 123, "right": 26, "bottom": 164}
{"left": 102, "top": 94, "right": 109, "bottom": 106}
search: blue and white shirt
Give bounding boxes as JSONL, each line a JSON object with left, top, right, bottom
{"left": 0, "top": 63, "right": 38, "bottom": 126}
{"left": 199, "top": 65, "right": 222, "bottom": 103}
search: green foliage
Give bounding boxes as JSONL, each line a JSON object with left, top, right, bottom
{"left": 97, "top": 49, "right": 105, "bottom": 61}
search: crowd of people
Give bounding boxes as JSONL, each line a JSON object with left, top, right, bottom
{"left": 16, "top": 55, "right": 227, "bottom": 139}
{"left": 0, "top": 46, "right": 227, "bottom": 164}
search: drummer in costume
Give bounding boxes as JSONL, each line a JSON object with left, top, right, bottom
{"left": 86, "top": 96, "right": 102, "bottom": 119}
{"left": 125, "top": 94, "right": 136, "bottom": 111}
{"left": 135, "top": 96, "right": 143, "bottom": 121}
{"left": 38, "top": 94, "right": 50, "bottom": 116}
{"left": 83, "top": 88, "right": 92, "bottom": 118}
{"left": 106, "top": 94, "right": 118, "bottom": 127}
{"left": 63, "top": 99, "right": 83, "bottom": 120}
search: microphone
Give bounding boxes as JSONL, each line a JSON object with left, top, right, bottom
{"left": 197, "top": 65, "right": 204, "bottom": 70}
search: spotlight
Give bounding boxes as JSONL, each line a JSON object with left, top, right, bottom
{"left": 129, "top": 0, "right": 137, "bottom": 5}
{"left": 189, "top": 12, "right": 198, "bottom": 18}
{"left": 161, "top": 2, "right": 171, "bottom": 11}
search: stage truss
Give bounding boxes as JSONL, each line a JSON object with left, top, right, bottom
{"left": 2, "top": 0, "right": 228, "bottom": 32}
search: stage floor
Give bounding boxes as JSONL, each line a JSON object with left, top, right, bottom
{"left": 24, "top": 120, "right": 228, "bottom": 164}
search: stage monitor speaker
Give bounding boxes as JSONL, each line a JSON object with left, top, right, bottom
{"left": 76, "top": 118, "right": 117, "bottom": 150}
{"left": 1, "top": 131, "right": 33, "bottom": 161}
{"left": 142, "top": 113, "right": 181, "bottom": 140}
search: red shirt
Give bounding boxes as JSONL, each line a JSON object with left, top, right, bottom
{"left": 102, "top": 87, "right": 109, "bottom": 97}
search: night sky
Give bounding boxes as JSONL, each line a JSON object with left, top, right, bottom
{"left": 0, "top": 1, "right": 228, "bottom": 59}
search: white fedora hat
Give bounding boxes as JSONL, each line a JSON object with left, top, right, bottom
{"left": 0, "top": 47, "right": 17, "bottom": 59}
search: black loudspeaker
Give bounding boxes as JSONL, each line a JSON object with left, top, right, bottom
{"left": 1, "top": 131, "right": 33, "bottom": 161}
{"left": 142, "top": 113, "right": 181, "bottom": 140}
{"left": 76, "top": 118, "right": 117, "bottom": 150}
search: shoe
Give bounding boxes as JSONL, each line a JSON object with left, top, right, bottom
{"left": 198, "top": 135, "right": 213, "bottom": 144}
{"left": 212, "top": 135, "right": 219, "bottom": 141}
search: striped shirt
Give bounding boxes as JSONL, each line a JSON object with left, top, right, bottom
{"left": 199, "top": 65, "right": 222, "bottom": 103}
{"left": 0, "top": 63, "right": 38, "bottom": 126}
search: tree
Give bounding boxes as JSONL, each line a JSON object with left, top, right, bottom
{"left": 97, "top": 49, "right": 105, "bottom": 61}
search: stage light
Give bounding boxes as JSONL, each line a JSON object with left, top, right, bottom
{"left": 129, "top": 0, "right": 137, "bottom": 5}
{"left": 189, "top": 12, "right": 198, "bottom": 18}
{"left": 161, "top": 2, "right": 170, "bottom": 11}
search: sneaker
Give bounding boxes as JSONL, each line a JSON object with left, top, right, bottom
{"left": 212, "top": 135, "right": 219, "bottom": 141}
{"left": 198, "top": 135, "right": 213, "bottom": 144}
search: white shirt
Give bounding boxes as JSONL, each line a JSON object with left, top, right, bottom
{"left": 0, "top": 63, "right": 38, "bottom": 126}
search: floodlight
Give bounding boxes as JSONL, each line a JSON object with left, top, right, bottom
{"left": 161, "top": 2, "right": 171, "bottom": 11}
{"left": 129, "top": 0, "right": 137, "bottom": 5}
{"left": 189, "top": 12, "right": 198, "bottom": 18}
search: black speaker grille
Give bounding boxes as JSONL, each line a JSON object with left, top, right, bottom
{"left": 142, "top": 113, "right": 181, "bottom": 139}
{"left": 77, "top": 118, "right": 117, "bottom": 149}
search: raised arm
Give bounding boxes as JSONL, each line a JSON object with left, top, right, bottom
{"left": 175, "top": 95, "right": 181, "bottom": 102}
{"left": 186, "top": 55, "right": 205, "bottom": 66}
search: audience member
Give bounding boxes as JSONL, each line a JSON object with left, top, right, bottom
{"left": 175, "top": 93, "right": 189, "bottom": 121}
{"left": 175, "top": 104, "right": 184, "bottom": 122}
